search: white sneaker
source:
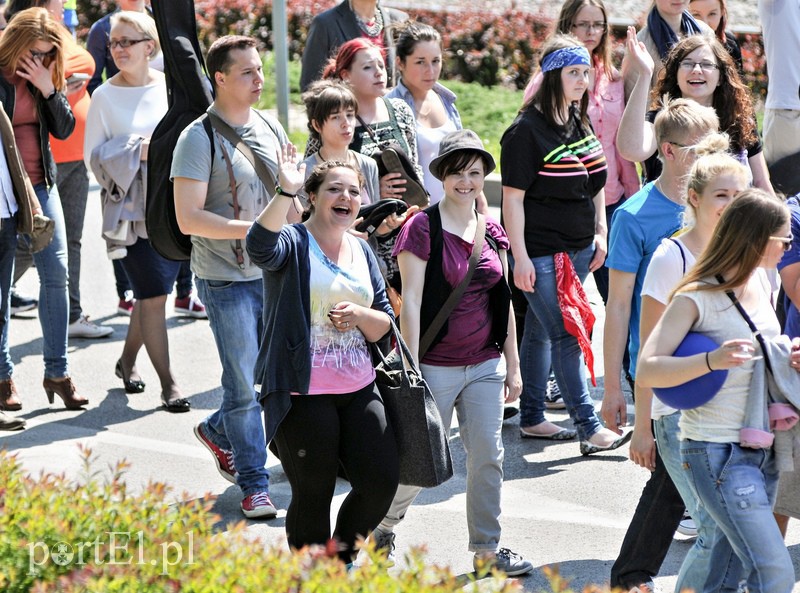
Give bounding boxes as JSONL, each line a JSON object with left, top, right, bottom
{"left": 676, "top": 510, "right": 698, "bottom": 537}
{"left": 68, "top": 315, "right": 114, "bottom": 339}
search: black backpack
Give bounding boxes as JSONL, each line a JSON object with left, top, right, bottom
{"left": 146, "top": 0, "right": 213, "bottom": 261}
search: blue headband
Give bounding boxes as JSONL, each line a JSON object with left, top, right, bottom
{"left": 541, "top": 46, "right": 591, "bottom": 73}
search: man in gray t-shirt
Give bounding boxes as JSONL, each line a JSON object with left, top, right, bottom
{"left": 172, "top": 35, "right": 290, "bottom": 520}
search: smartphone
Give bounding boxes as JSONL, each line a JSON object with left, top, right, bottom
{"left": 66, "top": 73, "right": 90, "bottom": 85}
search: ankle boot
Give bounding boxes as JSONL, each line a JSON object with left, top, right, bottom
{"left": 43, "top": 377, "right": 88, "bottom": 410}
{"left": 0, "top": 378, "right": 22, "bottom": 411}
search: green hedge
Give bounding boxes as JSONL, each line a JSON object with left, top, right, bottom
{"left": 0, "top": 447, "right": 525, "bottom": 592}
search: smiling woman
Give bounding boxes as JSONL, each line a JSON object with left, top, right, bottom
{"left": 84, "top": 10, "right": 190, "bottom": 413}
{"left": 246, "top": 155, "right": 398, "bottom": 566}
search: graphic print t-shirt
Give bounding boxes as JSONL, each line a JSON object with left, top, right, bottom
{"left": 307, "top": 233, "right": 376, "bottom": 394}
{"left": 501, "top": 106, "right": 608, "bottom": 257}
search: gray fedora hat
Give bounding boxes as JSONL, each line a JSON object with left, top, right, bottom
{"left": 428, "top": 129, "right": 496, "bottom": 181}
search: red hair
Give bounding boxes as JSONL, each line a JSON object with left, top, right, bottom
{"left": 322, "top": 38, "right": 383, "bottom": 80}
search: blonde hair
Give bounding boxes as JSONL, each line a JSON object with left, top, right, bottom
{"left": 682, "top": 132, "right": 748, "bottom": 226}
{"left": 654, "top": 95, "right": 719, "bottom": 161}
{"left": 672, "top": 189, "right": 788, "bottom": 297}
{"left": 110, "top": 10, "right": 160, "bottom": 58}
{"left": 0, "top": 7, "right": 65, "bottom": 91}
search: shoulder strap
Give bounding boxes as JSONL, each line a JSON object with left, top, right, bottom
{"left": 207, "top": 110, "right": 277, "bottom": 192}
{"left": 419, "top": 212, "right": 487, "bottom": 359}
{"left": 718, "top": 274, "right": 773, "bottom": 373}
{"left": 669, "top": 237, "right": 687, "bottom": 275}
{"left": 214, "top": 130, "right": 245, "bottom": 270}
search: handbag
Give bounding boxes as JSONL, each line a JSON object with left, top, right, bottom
{"left": 373, "top": 320, "right": 453, "bottom": 488}
{"left": 356, "top": 113, "right": 429, "bottom": 208}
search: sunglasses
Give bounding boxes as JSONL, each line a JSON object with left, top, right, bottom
{"left": 107, "top": 38, "right": 150, "bottom": 50}
{"left": 770, "top": 235, "right": 793, "bottom": 252}
{"left": 30, "top": 48, "right": 57, "bottom": 63}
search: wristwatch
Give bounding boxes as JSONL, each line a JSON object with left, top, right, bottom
{"left": 275, "top": 185, "right": 297, "bottom": 198}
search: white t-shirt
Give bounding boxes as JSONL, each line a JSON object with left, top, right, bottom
{"left": 759, "top": 0, "right": 800, "bottom": 110}
{"left": 641, "top": 237, "right": 695, "bottom": 419}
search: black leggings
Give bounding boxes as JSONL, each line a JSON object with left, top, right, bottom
{"left": 273, "top": 383, "right": 399, "bottom": 563}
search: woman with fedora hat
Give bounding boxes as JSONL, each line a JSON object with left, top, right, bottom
{"left": 369, "top": 129, "right": 533, "bottom": 576}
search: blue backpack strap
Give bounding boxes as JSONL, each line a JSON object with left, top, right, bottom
{"left": 668, "top": 237, "right": 687, "bottom": 275}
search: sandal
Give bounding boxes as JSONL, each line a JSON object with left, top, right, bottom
{"left": 519, "top": 425, "right": 577, "bottom": 440}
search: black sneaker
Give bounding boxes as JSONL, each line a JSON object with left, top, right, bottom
{"left": 10, "top": 291, "right": 37, "bottom": 316}
{"left": 372, "top": 529, "right": 396, "bottom": 566}
{"left": 474, "top": 547, "right": 533, "bottom": 577}
{"left": 544, "top": 378, "right": 566, "bottom": 409}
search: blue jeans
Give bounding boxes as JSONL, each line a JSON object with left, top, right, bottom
{"left": 380, "top": 357, "right": 506, "bottom": 552}
{"left": 655, "top": 413, "right": 742, "bottom": 593}
{"left": 196, "top": 278, "right": 269, "bottom": 495}
{"left": 11, "top": 184, "right": 69, "bottom": 379}
{"left": 681, "top": 440, "right": 793, "bottom": 593}
{"left": 516, "top": 245, "right": 601, "bottom": 439}
{"left": 0, "top": 214, "right": 17, "bottom": 380}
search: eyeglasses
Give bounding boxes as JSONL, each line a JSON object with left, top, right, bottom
{"left": 571, "top": 21, "right": 606, "bottom": 32}
{"left": 107, "top": 38, "right": 150, "bottom": 50}
{"left": 678, "top": 60, "right": 719, "bottom": 72}
{"left": 30, "top": 48, "right": 57, "bottom": 63}
{"left": 770, "top": 235, "right": 793, "bottom": 251}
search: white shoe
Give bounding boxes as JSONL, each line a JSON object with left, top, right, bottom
{"left": 676, "top": 510, "right": 698, "bottom": 537}
{"left": 68, "top": 315, "right": 114, "bottom": 339}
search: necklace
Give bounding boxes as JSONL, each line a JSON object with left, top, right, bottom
{"left": 350, "top": 0, "right": 383, "bottom": 38}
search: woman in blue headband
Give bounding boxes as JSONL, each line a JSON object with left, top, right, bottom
{"left": 501, "top": 34, "right": 631, "bottom": 454}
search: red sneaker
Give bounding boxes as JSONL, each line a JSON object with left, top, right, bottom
{"left": 193, "top": 423, "right": 236, "bottom": 484}
{"left": 174, "top": 293, "right": 207, "bottom": 319}
{"left": 117, "top": 298, "right": 135, "bottom": 316}
{"left": 240, "top": 491, "right": 277, "bottom": 519}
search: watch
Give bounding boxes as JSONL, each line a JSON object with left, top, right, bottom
{"left": 275, "top": 185, "right": 297, "bottom": 198}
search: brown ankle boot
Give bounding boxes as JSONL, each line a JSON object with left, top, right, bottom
{"left": 43, "top": 377, "right": 88, "bottom": 410}
{"left": 0, "top": 378, "right": 22, "bottom": 411}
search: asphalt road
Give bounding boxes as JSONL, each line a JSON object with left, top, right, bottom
{"left": 3, "top": 182, "right": 800, "bottom": 592}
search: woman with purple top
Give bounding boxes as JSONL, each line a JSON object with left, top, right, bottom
{"left": 370, "top": 129, "right": 533, "bottom": 576}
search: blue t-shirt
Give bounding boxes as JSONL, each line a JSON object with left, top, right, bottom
{"left": 778, "top": 196, "right": 800, "bottom": 338}
{"left": 606, "top": 181, "right": 684, "bottom": 376}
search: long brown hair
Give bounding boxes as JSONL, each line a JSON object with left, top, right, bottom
{"left": 652, "top": 34, "right": 756, "bottom": 153}
{"left": 0, "top": 7, "right": 65, "bottom": 92}
{"left": 521, "top": 33, "right": 590, "bottom": 129}
{"left": 673, "top": 189, "right": 788, "bottom": 297}
{"left": 555, "top": 0, "right": 612, "bottom": 78}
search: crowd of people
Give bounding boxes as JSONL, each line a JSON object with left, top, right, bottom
{"left": 1, "top": 0, "right": 800, "bottom": 589}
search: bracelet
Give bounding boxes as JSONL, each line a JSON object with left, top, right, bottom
{"left": 274, "top": 184, "right": 297, "bottom": 198}
{"left": 705, "top": 351, "right": 714, "bottom": 372}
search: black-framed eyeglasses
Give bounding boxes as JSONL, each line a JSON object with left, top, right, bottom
{"left": 678, "top": 60, "right": 719, "bottom": 72}
{"left": 571, "top": 21, "right": 606, "bottom": 32}
{"left": 30, "top": 48, "right": 57, "bottom": 63}
{"left": 107, "top": 38, "right": 150, "bottom": 50}
{"left": 770, "top": 235, "right": 793, "bottom": 251}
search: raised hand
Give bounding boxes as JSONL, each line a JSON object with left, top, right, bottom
{"left": 16, "top": 52, "right": 56, "bottom": 98}
{"left": 276, "top": 143, "right": 306, "bottom": 195}
{"left": 624, "top": 26, "right": 654, "bottom": 80}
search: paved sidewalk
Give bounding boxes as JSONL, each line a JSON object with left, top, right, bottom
{"left": 3, "top": 181, "right": 800, "bottom": 591}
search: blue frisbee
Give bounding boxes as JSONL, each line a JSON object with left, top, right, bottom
{"left": 652, "top": 332, "right": 728, "bottom": 410}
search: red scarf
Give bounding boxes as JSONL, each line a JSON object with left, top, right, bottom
{"left": 554, "top": 252, "right": 596, "bottom": 386}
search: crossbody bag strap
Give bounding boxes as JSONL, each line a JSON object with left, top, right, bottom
{"left": 214, "top": 131, "right": 245, "bottom": 269}
{"left": 718, "top": 274, "right": 773, "bottom": 373}
{"left": 419, "top": 212, "right": 487, "bottom": 359}
{"left": 208, "top": 111, "right": 277, "bottom": 192}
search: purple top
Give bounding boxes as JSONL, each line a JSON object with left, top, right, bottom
{"left": 394, "top": 212, "right": 510, "bottom": 366}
